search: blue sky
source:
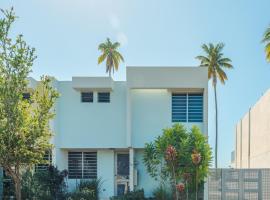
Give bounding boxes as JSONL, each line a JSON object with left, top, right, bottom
{"left": 2, "top": 0, "right": 270, "bottom": 167}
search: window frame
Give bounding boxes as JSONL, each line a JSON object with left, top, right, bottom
{"left": 81, "top": 92, "right": 93, "bottom": 103}
{"left": 172, "top": 92, "right": 203, "bottom": 123}
{"left": 68, "top": 151, "right": 97, "bottom": 179}
{"left": 97, "top": 92, "right": 110, "bottom": 103}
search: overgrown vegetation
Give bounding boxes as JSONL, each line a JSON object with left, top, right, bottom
{"left": 110, "top": 189, "right": 146, "bottom": 200}
{"left": 143, "top": 124, "right": 212, "bottom": 200}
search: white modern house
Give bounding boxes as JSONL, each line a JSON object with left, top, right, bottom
{"left": 28, "top": 66, "right": 208, "bottom": 199}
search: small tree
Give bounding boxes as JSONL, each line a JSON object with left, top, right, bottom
{"left": 0, "top": 8, "right": 59, "bottom": 200}
{"left": 143, "top": 124, "right": 212, "bottom": 200}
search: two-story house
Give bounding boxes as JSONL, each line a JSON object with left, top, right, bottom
{"left": 28, "top": 66, "right": 208, "bottom": 199}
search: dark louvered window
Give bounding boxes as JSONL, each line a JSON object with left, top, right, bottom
{"left": 188, "top": 94, "right": 203, "bottom": 122}
{"left": 22, "top": 93, "right": 31, "bottom": 100}
{"left": 35, "top": 151, "right": 52, "bottom": 171}
{"left": 81, "top": 92, "right": 93, "bottom": 103}
{"left": 172, "top": 93, "right": 203, "bottom": 123}
{"left": 68, "top": 152, "right": 97, "bottom": 179}
{"left": 172, "top": 93, "right": 187, "bottom": 122}
{"left": 98, "top": 92, "right": 110, "bottom": 103}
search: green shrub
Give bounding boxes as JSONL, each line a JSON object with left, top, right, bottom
{"left": 152, "top": 185, "right": 173, "bottom": 200}
{"left": 22, "top": 165, "right": 68, "bottom": 200}
{"left": 66, "top": 179, "right": 102, "bottom": 200}
{"left": 110, "top": 189, "right": 146, "bottom": 200}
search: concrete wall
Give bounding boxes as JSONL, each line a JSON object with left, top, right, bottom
{"left": 57, "top": 81, "right": 127, "bottom": 148}
{"left": 131, "top": 89, "right": 205, "bottom": 148}
{"left": 234, "top": 89, "right": 270, "bottom": 168}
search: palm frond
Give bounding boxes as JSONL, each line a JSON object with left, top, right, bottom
{"left": 262, "top": 26, "right": 270, "bottom": 43}
{"left": 98, "top": 53, "right": 107, "bottom": 64}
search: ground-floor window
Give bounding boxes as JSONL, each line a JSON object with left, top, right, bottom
{"left": 35, "top": 150, "right": 52, "bottom": 171}
{"left": 68, "top": 152, "right": 97, "bottom": 179}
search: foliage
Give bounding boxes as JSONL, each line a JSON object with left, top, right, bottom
{"left": 143, "top": 124, "right": 212, "bottom": 199}
{"left": 0, "top": 8, "right": 59, "bottom": 199}
{"left": 98, "top": 38, "right": 124, "bottom": 77}
{"left": 110, "top": 189, "right": 146, "bottom": 200}
{"left": 196, "top": 43, "right": 233, "bottom": 86}
{"left": 22, "top": 166, "right": 68, "bottom": 200}
{"left": 66, "top": 179, "right": 102, "bottom": 200}
{"left": 152, "top": 184, "right": 173, "bottom": 200}
{"left": 262, "top": 25, "right": 270, "bottom": 62}
{"left": 196, "top": 43, "right": 233, "bottom": 169}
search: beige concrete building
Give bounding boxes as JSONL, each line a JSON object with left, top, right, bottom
{"left": 233, "top": 89, "right": 270, "bottom": 168}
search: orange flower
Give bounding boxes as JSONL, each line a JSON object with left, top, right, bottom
{"left": 191, "top": 150, "right": 201, "bottom": 165}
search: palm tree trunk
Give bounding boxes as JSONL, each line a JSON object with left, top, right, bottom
{"left": 214, "top": 84, "right": 218, "bottom": 169}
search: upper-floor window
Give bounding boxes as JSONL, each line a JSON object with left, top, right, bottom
{"left": 68, "top": 152, "right": 97, "bottom": 179}
{"left": 98, "top": 92, "right": 110, "bottom": 103}
{"left": 81, "top": 92, "right": 93, "bottom": 103}
{"left": 172, "top": 93, "right": 203, "bottom": 123}
{"left": 22, "top": 92, "right": 31, "bottom": 100}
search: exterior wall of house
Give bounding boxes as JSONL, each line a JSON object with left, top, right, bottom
{"left": 234, "top": 89, "right": 270, "bottom": 168}
{"left": 29, "top": 66, "right": 208, "bottom": 199}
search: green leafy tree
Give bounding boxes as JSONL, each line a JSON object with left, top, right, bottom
{"left": 262, "top": 25, "right": 270, "bottom": 62}
{"left": 0, "top": 8, "right": 59, "bottom": 200}
{"left": 143, "top": 124, "right": 212, "bottom": 200}
{"left": 196, "top": 43, "right": 233, "bottom": 168}
{"left": 98, "top": 38, "right": 124, "bottom": 77}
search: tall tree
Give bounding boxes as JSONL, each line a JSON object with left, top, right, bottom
{"left": 196, "top": 43, "right": 233, "bottom": 168}
{"left": 98, "top": 38, "right": 124, "bottom": 77}
{"left": 0, "top": 8, "right": 59, "bottom": 200}
{"left": 262, "top": 25, "right": 270, "bottom": 62}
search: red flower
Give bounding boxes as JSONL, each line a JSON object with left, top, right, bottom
{"left": 165, "top": 145, "right": 177, "bottom": 162}
{"left": 191, "top": 150, "right": 201, "bottom": 165}
{"left": 176, "top": 183, "right": 185, "bottom": 192}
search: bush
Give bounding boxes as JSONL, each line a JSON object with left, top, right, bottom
{"left": 110, "top": 189, "right": 146, "bottom": 200}
{"left": 152, "top": 185, "right": 173, "bottom": 200}
{"left": 22, "top": 165, "right": 68, "bottom": 200}
{"left": 66, "top": 179, "right": 102, "bottom": 200}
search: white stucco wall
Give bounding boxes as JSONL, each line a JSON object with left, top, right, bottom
{"left": 134, "top": 150, "right": 159, "bottom": 197}
{"left": 56, "top": 81, "right": 127, "bottom": 148}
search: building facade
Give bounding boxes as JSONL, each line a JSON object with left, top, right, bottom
{"left": 29, "top": 66, "right": 208, "bottom": 199}
{"left": 233, "top": 89, "right": 270, "bottom": 169}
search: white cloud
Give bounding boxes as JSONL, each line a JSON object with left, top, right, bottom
{"left": 109, "top": 13, "right": 128, "bottom": 47}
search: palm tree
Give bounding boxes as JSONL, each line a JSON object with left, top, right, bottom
{"left": 196, "top": 43, "right": 233, "bottom": 168}
{"left": 262, "top": 25, "right": 270, "bottom": 62}
{"left": 98, "top": 38, "right": 124, "bottom": 77}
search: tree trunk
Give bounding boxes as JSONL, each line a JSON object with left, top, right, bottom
{"left": 214, "top": 84, "right": 218, "bottom": 169}
{"left": 14, "top": 176, "right": 22, "bottom": 200}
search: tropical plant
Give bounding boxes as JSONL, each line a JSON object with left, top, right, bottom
{"left": 22, "top": 166, "right": 68, "bottom": 200}
{"left": 143, "top": 124, "right": 212, "bottom": 200}
{"left": 110, "top": 189, "right": 146, "bottom": 200}
{"left": 98, "top": 38, "right": 124, "bottom": 77}
{"left": 0, "top": 8, "right": 59, "bottom": 199}
{"left": 262, "top": 25, "right": 270, "bottom": 62}
{"left": 152, "top": 184, "right": 173, "bottom": 200}
{"left": 196, "top": 43, "right": 233, "bottom": 168}
{"left": 66, "top": 179, "right": 102, "bottom": 200}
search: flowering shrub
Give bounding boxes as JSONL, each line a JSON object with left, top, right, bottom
{"left": 143, "top": 123, "right": 212, "bottom": 200}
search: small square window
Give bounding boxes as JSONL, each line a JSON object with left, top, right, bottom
{"left": 98, "top": 92, "right": 110, "bottom": 103}
{"left": 22, "top": 93, "right": 31, "bottom": 100}
{"left": 81, "top": 92, "right": 93, "bottom": 103}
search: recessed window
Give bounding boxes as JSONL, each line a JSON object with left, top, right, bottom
{"left": 81, "top": 92, "right": 93, "bottom": 103}
{"left": 172, "top": 93, "right": 203, "bottom": 123}
{"left": 68, "top": 152, "right": 97, "bottom": 179}
{"left": 35, "top": 151, "right": 52, "bottom": 171}
{"left": 98, "top": 92, "right": 110, "bottom": 103}
{"left": 22, "top": 93, "right": 31, "bottom": 100}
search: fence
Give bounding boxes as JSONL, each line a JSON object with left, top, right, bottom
{"left": 206, "top": 168, "right": 270, "bottom": 200}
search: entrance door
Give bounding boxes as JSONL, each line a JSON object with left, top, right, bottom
{"left": 116, "top": 153, "right": 129, "bottom": 196}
